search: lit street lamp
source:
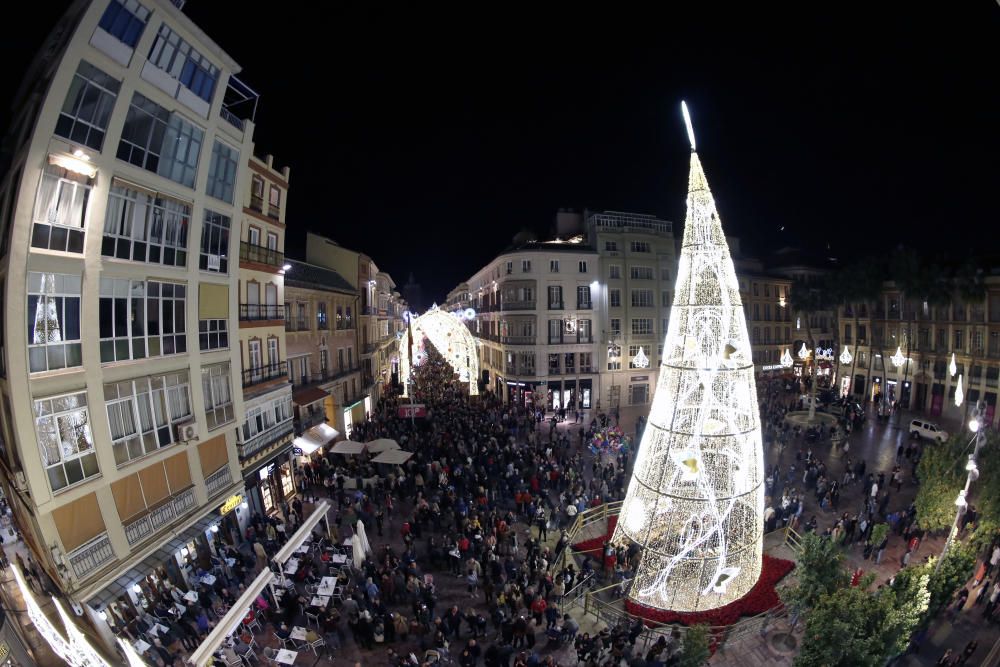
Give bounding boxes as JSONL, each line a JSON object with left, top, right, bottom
{"left": 937, "top": 399, "right": 986, "bottom": 572}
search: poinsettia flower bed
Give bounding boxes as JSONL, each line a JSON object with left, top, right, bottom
{"left": 571, "top": 515, "right": 618, "bottom": 559}
{"left": 623, "top": 555, "right": 795, "bottom": 627}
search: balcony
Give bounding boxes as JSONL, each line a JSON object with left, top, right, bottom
{"left": 576, "top": 336, "right": 594, "bottom": 344}
{"left": 580, "top": 366, "right": 595, "bottom": 373}
{"left": 220, "top": 106, "right": 245, "bottom": 131}
{"left": 503, "top": 300, "right": 536, "bottom": 311}
{"left": 68, "top": 532, "right": 115, "bottom": 580}
{"left": 503, "top": 336, "right": 536, "bottom": 345}
{"left": 285, "top": 319, "right": 309, "bottom": 332}
{"left": 316, "top": 318, "right": 330, "bottom": 331}
{"left": 239, "top": 241, "right": 284, "bottom": 269}
{"left": 250, "top": 193, "right": 264, "bottom": 213}
{"left": 205, "top": 465, "right": 233, "bottom": 498}
{"left": 242, "top": 362, "right": 287, "bottom": 388}
{"left": 240, "top": 304, "right": 283, "bottom": 322}
{"left": 219, "top": 74, "right": 258, "bottom": 134}
{"left": 238, "top": 418, "right": 294, "bottom": 460}
{"left": 577, "top": 302, "right": 593, "bottom": 310}
{"left": 123, "top": 487, "right": 197, "bottom": 547}
{"left": 295, "top": 407, "right": 326, "bottom": 435}
{"left": 548, "top": 302, "right": 564, "bottom": 310}
{"left": 268, "top": 204, "right": 281, "bottom": 220}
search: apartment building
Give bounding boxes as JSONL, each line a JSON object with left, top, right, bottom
{"left": 0, "top": 0, "right": 263, "bottom": 644}
{"left": 283, "top": 258, "right": 364, "bottom": 440}
{"left": 838, "top": 279, "right": 1000, "bottom": 426}
{"left": 235, "top": 154, "right": 294, "bottom": 521}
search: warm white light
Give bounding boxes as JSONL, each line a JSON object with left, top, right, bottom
{"left": 633, "top": 347, "right": 650, "bottom": 369}
{"left": 180, "top": 547, "right": 189, "bottom": 558}
{"left": 955, "top": 374, "right": 964, "bottom": 407}
{"left": 891, "top": 346, "right": 906, "bottom": 368}
{"left": 839, "top": 347, "right": 853, "bottom": 365}
{"left": 48, "top": 152, "right": 97, "bottom": 178}
{"left": 798, "top": 343, "right": 810, "bottom": 360}
{"left": 612, "top": 127, "right": 763, "bottom": 613}
{"left": 950, "top": 353, "right": 957, "bottom": 378}
{"left": 399, "top": 308, "right": 479, "bottom": 397}
{"left": 969, "top": 418, "right": 980, "bottom": 433}
{"left": 966, "top": 456, "right": 978, "bottom": 473}
{"left": 71, "top": 149, "right": 89, "bottom": 160}
{"left": 210, "top": 525, "right": 219, "bottom": 533}
{"left": 781, "top": 348, "right": 793, "bottom": 368}
{"left": 282, "top": 263, "right": 292, "bottom": 271}
{"left": 132, "top": 584, "right": 142, "bottom": 594}
{"left": 681, "top": 100, "right": 697, "bottom": 151}
{"left": 99, "top": 610, "right": 107, "bottom": 621}
{"left": 955, "top": 490, "right": 968, "bottom": 509}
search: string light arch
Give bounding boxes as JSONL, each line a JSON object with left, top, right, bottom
{"left": 399, "top": 306, "right": 480, "bottom": 397}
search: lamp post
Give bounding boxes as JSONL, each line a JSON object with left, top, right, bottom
{"left": 890, "top": 346, "right": 906, "bottom": 422}
{"left": 936, "top": 398, "right": 986, "bottom": 572}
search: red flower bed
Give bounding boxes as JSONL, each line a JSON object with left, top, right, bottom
{"left": 571, "top": 515, "right": 618, "bottom": 559}
{"left": 624, "top": 555, "right": 795, "bottom": 627}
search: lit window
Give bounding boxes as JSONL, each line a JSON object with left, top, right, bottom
{"left": 55, "top": 61, "right": 120, "bottom": 150}
{"left": 104, "top": 372, "right": 192, "bottom": 465}
{"left": 199, "top": 209, "right": 230, "bottom": 273}
{"left": 102, "top": 182, "right": 190, "bottom": 266}
{"left": 206, "top": 141, "right": 239, "bottom": 204}
{"left": 97, "top": 0, "right": 149, "bottom": 49}
{"left": 202, "top": 363, "right": 234, "bottom": 430}
{"left": 31, "top": 165, "right": 90, "bottom": 252}
{"left": 34, "top": 391, "right": 98, "bottom": 491}
{"left": 99, "top": 278, "right": 187, "bottom": 362}
{"left": 27, "top": 273, "right": 82, "bottom": 373}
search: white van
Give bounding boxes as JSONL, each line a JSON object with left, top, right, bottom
{"left": 909, "top": 419, "right": 948, "bottom": 443}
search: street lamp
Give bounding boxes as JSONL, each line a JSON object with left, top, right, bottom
{"left": 937, "top": 399, "right": 987, "bottom": 572}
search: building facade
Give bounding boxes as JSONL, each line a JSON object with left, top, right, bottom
{"left": 0, "top": 0, "right": 264, "bottom": 647}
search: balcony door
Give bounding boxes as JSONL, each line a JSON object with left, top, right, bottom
{"left": 248, "top": 227, "right": 260, "bottom": 246}
{"left": 265, "top": 283, "right": 277, "bottom": 320}
{"left": 268, "top": 338, "right": 279, "bottom": 368}
{"left": 247, "top": 281, "right": 260, "bottom": 319}
{"left": 249, "top": 340, "right": 263, "bottom": 382}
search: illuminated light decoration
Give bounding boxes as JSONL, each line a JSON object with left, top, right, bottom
{"left": 797, "top": 343, "right": 810, "bottom": 360}
{"left": 780, "top": 349, "right": 794, "bottom": 368}
{"left": 399, "top": 306, "right": 480, "bottom": 397}
{"left": 118, "top": 637, "right": 148, "bottom": 667}
{"left": 949, "top": 353, "right": 957, "bottom": 378}
{"left": 48, "top": 151, "right": 97, "bottom": 178}
{"left": 891, "top": 346, "right": 906, "bottom": 368}
{"left": 11, "top": 563, "right": 112, "bottom": 666}
{"left": 612, "top": 102, "right": 764, "bottom": 613}
{"left": 814, "top": 347, "right": 834, "bottom": 361}
{"left": 463, "top": 308, "right": 476, "bottom": 320}
{"left": 633, "top": 346, "right": 650, "bottom": 369}
{"left": 839, "top": 347, "right": 853, "bottom": 365}
{"left": 955, "top": 374, "right": 964, "bottom": 407}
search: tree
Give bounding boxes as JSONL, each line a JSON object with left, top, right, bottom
{"left": 926, "top": 542, "right": 976, "bottom": 619}
{"left": 781, "top": 532, "right": 850, "bottom": 613}
{"left": 794, "top": 578, "right": 928, "bottom": 667}
{"left": 914, "top": 433, "right": 968, "bottom": 532}
{"left": 676, "top": 624, "right": 711, "bottom": 667}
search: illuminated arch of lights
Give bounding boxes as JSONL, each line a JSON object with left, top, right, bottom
{"left": 399, "top": 306, "right": 479, "bottom": 396}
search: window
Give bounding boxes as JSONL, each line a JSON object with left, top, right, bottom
{"left": 609, "top": 289, "right": 621, "bottom": 308}
{"left": 147, "top": 24, "right": 219, "bottom": 103}
{"left": 55, "top": 61, "right": 120, "bottom": 151}
{"left": 505, "top": 261, "right": 513, "bottom": 275}
{"left": 607, "top": 344, "right": 621, "bottom": 371}
{"left": 102, "top": 183, "right": 190, "bottom": 266}
{"left": 628, "top": 345, "right": 649, "bottom": 369}
{"left": 630, "top": 266, "right": 654, "bottom": 280}
{"left": 765, "top": 304, "right": 772, "bottom": 321}
{"left": 548, "top": 286, "right": 563, "bottom": 309}
{"left": 578, "top": 319, "right": 592, "bottom": 342}
{"left": 31, "top": 165, "right": 90, "bottom": 252}
{"left": 206, "top": 141, "right": 239, "bottom": 203}
{"left": 662, "top": 291, "right": 672, "bottom": 308}
{"left": 610, "top": 318, "right": 621, "bottom": 336}
{"left": 27, "top": 273, "right": 82, "bottom": 373}
{"left": 97, "top": 0, "right": 150, "bottom": 48}
{"left": 753, "top": 304, "right": 759, "bottom": 321}
{"left": 35, "top": 391, "right": 98, "bottom": 491}
{"left": 250, "top": 176, "right": 264, "bottom": 210}
{"left": 117, "top": 93, "right": 204, "bottom": 188}
{"left": 752, "top": 327, "right": 760, "bottom": 343}
{"left": 753, "top": 283, "right": 759, "bottom": 297}
{"left": 550, "top": 260, "right": 559, "bottom": 273}
{"left": 605, "top": 241, "right": 618, "bottom": 252}
{"left": 661, "top": 267, "right": 671, "bottom": 281}
{"left": 578, "top": 261, "right": 588, "bottom": 273}
{"left": 577, "top": 286, "right": 592, "bottom": 309}
{"left": 202, "top": 363, "right": 234, "bottom": 430}
{"left": 548, "top": 319, "right": 562, "bottom": 344}
{"left": 317, "top": 303, "right": 328, "bottom": 329}
{"left": 630, "top": 241, "right": 651, "bottom": 253}
{"left": 268, "top": 337, "right": 280, "bottom": 365}
{"left": 199, "top": 319, "right": 227, "bottom": 351}
{"left": 268, "top": 185, "right": 281, "bottom": 210}
{"left": 609, "top": 265, "right": 621, "bottom": 280}
{"left": 199, "top": 210, "right": 230, "bottom": 273}
{"left": 241, "top": 394, "right": 293, "bottom": 443}
{"left": 629, "top": 383, "right": 649, "bottom": 405}
{"left": 631, "top": 289, "right": 653, "bottom": 308}
{"left": 579, "top": 352, "right": 592, "bottom": 372}
{"left": 99, "top": 278, "right": 187, "bottom": 362}
{"left": 104, "top": 372, "right": 192, "bottom": 465}
{"left": 631, "top": 318, "right": 653, "bottom": 335}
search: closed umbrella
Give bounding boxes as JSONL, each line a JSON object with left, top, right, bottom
{"left": 356, "top": 520, "right": 372, "bottom": 555}
{"left": 352, "top": 538, "right": 365, "bottom": 568}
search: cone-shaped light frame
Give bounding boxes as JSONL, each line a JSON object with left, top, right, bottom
{"left": 612, "top": 111, "right": 764, "bottom": 612}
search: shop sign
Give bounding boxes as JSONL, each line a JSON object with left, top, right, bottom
{"left": 219, "top": 494, "right": 243, "bottom": 516}
{"left": 292, "top": 447, "right": 303, "bottom": 456}
{"left": 398, "top": 404, "right": 427, "bottom": 418}
{"left": 0, "top": 640, "right": 10, "bottom": 662}
{"left": 630, "top": 376, "right": 648, "bottom": 382}
{"left": 760, "top": 364, "right": 785, "bottom": 371}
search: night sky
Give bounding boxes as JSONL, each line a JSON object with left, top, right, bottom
{"left": 3, "top": 4, "right": 999, "bottom": 303}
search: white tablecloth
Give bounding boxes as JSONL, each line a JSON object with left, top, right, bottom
{"left": 310, "top": 595, "right": 330, "bottom": 608}
{"left": 276, "top": 649, "right": 298, "bottom": 664}
{"left": 290, "top": 626, "right": 308, "bottom": 641}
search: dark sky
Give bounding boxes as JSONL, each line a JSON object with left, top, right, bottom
{"left": 4, "top": 4, "right": 999, "bottom": 302}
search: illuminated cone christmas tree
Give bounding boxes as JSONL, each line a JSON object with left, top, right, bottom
{"left": 612, "top": 103, "right": 764, "bottom": 612}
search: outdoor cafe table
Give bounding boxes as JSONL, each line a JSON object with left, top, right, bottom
{"left": 201, "top": 573, "right": 217, "bottom": 586}
{"left": 134, "top": 639, "right": 150, "bottom": 655}
{"left": 290, "top": 626, "right": 308, "bottom": 642}
{"left": 276, "top": 648, "right": 298, "bottom": 664}
{"left": 294, "top": 544, "right": 310, "bottom": 555}
{"left": 343, "top": 536, "right": 353, "bottom": 547}
{"left": 183, "top": 590, "right": 198, "bottom": 603}
{"left": 285, "top": 558, "right": 299, "bottom": 575}
{"left": 310, "top": 595, "right": 330, "bottom": 608}
{"left": 329, "top": 554, "right": 347, "bottom": 565}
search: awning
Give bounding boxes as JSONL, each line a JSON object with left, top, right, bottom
{"left": 188, "top": 568, "right": 275, "bottom": 667}
{"left": 331, "top": 440, "right": 366, "bottom": 455}
{"left": 87, "top": 501, "right": 227, "bottom": 609}
{"left": 294, "top": 423, "right": 339, "bottom": 456}
{"left": 366, "top": 438, "right": 399, "bottom": 453}
{"left": 293, "top": 386, "right": 328, "bottom": 406}
{"left": 371, "top": 449, "right": 414, "bottom": 465}
{"left": 272, "top": 500, "right": 332, "bottom": 567}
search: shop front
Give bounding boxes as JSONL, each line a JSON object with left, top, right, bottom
{"left": 243, "top": 446, "right": 296, "bottom": 519}
{"left": 342, "top": 395, "right": 372, "bottom": 438}
{"left": 546, "top": 378, "right": 594, "bottom": 412}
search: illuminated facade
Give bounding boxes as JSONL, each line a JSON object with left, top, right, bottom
{"left": 612, "top": 113, "right": 764, "bottom": 612}
{"left": 399, "top": 307, "right": 480, "bottom": 397}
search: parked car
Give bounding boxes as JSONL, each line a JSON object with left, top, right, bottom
{"left": 909, "top": 419, "right": 948, "bottom": 443}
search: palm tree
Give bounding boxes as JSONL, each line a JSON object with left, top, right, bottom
{"left": 789, "top": 277, "right": 828, "bottom": 420}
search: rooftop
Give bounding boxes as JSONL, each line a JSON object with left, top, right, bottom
{"left": 284, "top": 259, "right": 356, "bottom": 294}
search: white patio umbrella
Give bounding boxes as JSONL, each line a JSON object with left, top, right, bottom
{"left": 352, "top": 538, "right": 366, "bottom": 568}
{"left": 356, "top": 520, "right": 372, "bottom": 555}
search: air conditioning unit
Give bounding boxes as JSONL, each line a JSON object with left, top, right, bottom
{"left": 176, "top": 420, "right": 199, "bottom": 442}
{"left": 206, "top": 254, "right": 221, "bottom": 271}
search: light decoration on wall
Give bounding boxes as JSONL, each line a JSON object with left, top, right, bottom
{"left": 632, "top": 346, "right": 650, "bottom": 369}
{"left": 839, "top": 346, "right": 853, "bottom": 366}
{"left": 399, "top": 305, "right": 480, "bottom": 397}
{"left": 11, "top": 563, "right": 111, "bottom": 666}
{"left": 612, "top": 102, "right": 764, "bottom": 613}
{"left": 955, "top": 374, "right": 965, "bottom": 407}
{"left": 949, "top": 353, "right": 957, "bottom": 378}
{"left": 797, "top": 343, "right": 811, "bottom": 360}
{"left": 780, "top": 348, "right": 794, "bottom": 368}
{"left": 891, "top": 346, "right": 906, "bottom": 368}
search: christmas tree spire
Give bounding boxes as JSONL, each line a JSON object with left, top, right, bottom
{"left": 612, "top": 102, "right": 764, "bottom": 612}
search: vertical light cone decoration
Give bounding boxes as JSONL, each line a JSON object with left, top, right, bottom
{"left": 612, "top": 102, "right": 764, "bottom": 612}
